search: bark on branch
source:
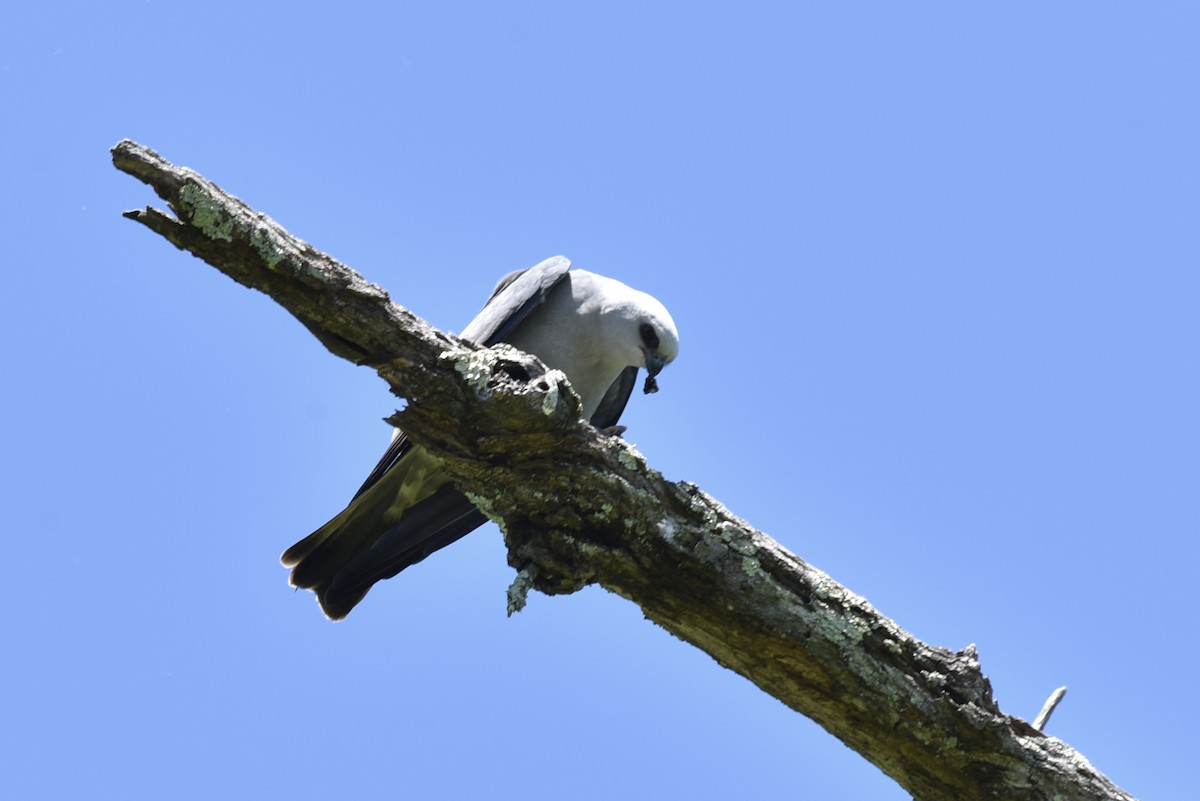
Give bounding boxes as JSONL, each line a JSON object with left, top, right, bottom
{"left": 112, "top": 139, "right": 1136, "bottom": 801}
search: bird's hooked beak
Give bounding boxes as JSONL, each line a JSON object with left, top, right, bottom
{"left": 643, "top": 351, "right": 668, "bottom": 394}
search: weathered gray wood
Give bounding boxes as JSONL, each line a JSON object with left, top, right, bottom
{"left": 112, "top": 139, "right": 1137, "bottom": 801}
{"left": 1034, "top": 686, "right": 1070, "bottom": 732}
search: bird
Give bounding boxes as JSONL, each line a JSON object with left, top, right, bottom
{"left": 281, "top": 257, "right": 680, "bottom": 619}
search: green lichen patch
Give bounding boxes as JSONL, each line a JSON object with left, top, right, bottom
{"left": 249, "top": 223, "right": 287, "bottom": 269}
{"left": 447, "top": 348, "right": 495, "bottom": 395}
{"left": 178, "top": 183, "right": 234, "bottom": 242}
{"left": 464, "top": 490, "right": 505, "bottom": 533}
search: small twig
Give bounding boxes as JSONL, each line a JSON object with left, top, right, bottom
{"left": 506, "top": 563, "right": 537, "bottom": 616}
{"left": 1034, "top": 686, "right": 1068, "bottom": 732}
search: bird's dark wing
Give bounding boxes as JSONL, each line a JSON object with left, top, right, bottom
{"left": 589, "top": 365, "right": 638, "bottom": 430}
{"left": 460, "top": 256, "right": 572, "bottom": 345}
{"left": 320, "top": 485, "right": 489, "bottom": 618}
{"left": 349, "top": 432, "right": 412, "bottom": 500}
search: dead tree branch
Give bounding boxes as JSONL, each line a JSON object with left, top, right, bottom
{"left": 112, "top": 139, "right": 1136, "bottom": 801}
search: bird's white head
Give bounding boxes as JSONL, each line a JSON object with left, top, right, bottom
{"left": 575, "top": 270, "right": 679, "bottom": 394}
{"left": 629, "top": 292, "right": 679, "bottom": 394}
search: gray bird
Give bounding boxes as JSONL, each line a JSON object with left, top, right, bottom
{"left": 281, "top": 257, "right": 680, "bottom": 619}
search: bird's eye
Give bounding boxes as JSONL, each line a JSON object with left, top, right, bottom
{"left": 639, "top": 322, "right": 660, "bottom": 349}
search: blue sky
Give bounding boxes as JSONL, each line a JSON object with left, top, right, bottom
{"left": 3, "top": 3, "right": 1196, "bottom": 799}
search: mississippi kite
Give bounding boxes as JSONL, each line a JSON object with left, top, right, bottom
{"left": 281, "top": 257, "right": 680, "bottom": 619}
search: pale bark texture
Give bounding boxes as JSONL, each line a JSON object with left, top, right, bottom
{"left": 112, "top": 139, "right": 1137, "bottom": 801}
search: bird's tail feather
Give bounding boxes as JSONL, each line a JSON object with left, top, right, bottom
{"left": 280, "top": 454, "right": 487, "bottom": 620}
{"left": 323, "top": 486, "right": 487, "bottom": 618}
